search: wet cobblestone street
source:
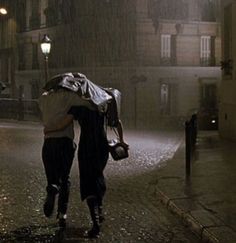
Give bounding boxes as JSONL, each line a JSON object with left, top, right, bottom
{"left": 0, "top": 121, "right": 201, "bottom": 242}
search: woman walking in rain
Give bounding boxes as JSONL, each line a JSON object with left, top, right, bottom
{"left": 45, "top": 104, "right": 127, "bottom": 238}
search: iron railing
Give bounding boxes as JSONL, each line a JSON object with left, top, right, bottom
{"left": 0, "top": 98, "right": 40, "bottom": 121}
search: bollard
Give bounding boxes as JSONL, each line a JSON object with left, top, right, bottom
{"left": 185, "top": 121, "right": 191, "bottom": 176}
{"left": 185, "top": 114, "right": 198, "bottom": 177}
{"left": 191, "top": 114, "right": 197, "bottom": 147}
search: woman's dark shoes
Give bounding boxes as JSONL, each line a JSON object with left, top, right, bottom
{"left": 86, "top": 197, "right": 102, "bottom": 238}
{"left": 99, "top": 215, "right": 105, "bottom": 223}
{"left": 98, "top": 206, "right": 105, "bottom": 223}
{"left": 87, "top": 224, "right": 100, "bottom": 238}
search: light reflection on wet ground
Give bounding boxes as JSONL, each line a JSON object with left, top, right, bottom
{"left": 0, "top": 122, "right": 200, "bottom": 242}
{"left": 106, "top": 130, "right": 183, "bottom": 177}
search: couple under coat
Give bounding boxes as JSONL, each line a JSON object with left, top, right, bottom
{"left": 39, "top": 73, "right": 128, "bottom": 238}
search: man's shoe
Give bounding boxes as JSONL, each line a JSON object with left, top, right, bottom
{"left": 44, "top": 185, "right": 58, "bottom": 217}
{"left": 87, "top": 224, "right": 100, "bottom": 238}
{"left": 57, "top": 213, "right": 67, "bottom": 228}
{"left": 43, "top": 193, "right": 56, "bottom": 217}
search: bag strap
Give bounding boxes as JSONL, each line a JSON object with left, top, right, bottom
{"left": 112, "top": 127, "right": 119, "bottom": 140}
{"left": 104, "top": 117, "right": 119, "bottom": 141}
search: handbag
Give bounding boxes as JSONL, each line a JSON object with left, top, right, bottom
{"left": 108, "top": 139, "right": 129, "bottom": 161}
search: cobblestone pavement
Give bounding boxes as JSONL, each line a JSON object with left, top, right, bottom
{"left": 0, "top": 121, "right": 201, "bottom": 242}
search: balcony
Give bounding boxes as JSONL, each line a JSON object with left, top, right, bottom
{"left": 160, "top": 57, "right": 176, "bottom": 66}
{"left": 200, "top": 57, "right": 215, "bottom": 67}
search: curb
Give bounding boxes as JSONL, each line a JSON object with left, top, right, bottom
{"left": 156, "top": 188, "right": 219, "bottom": 243}
{"left": 155, "top": 132, "right": 236, "bottom": 243}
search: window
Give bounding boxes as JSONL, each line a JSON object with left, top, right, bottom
{"left": 160, "top": 81, "right": 178, "bottom": 115}
{"left": 161, "top": 35, "right": 171, "bottom": 58}
{"left": 16, "top": 1, "right": 27, "bottom": 32}
{"left": 32, "top": 43, "right": 39, "bottom": 70}
{"left": 18, "top": 44, "right": 25, "bottom": 70}
{"left": 200, "top": 36, "right": 215, "bottom": 66}
{"left": 200, "top": 83, "right": 217, "bottom": 110}
{"left": 148, "top": 0, "right": 188, "bottom": 21}
{"left": 223, "top": 5, "right": 233, "bottom": 76}
{"left": 200, "top": 0, "right": 217, "bottom": 22}
{"left": 45, "top": 0, "right": 61, "bottom": 26}
{"left": 30, "top": 0, "right": 40, "bottom": 29}
{"left": 0, "top": 57, "right": 9, "bottom": 84}
{"left": 161, "top": 35, "right": 176, "bottom": 65}
{"left": 60, "top": 0, "right": 75, "bottom": 24}
{"left": 31, "top": 80, "right": 40, "bottom": 99}
{"left": 160, "top": 84, "right": 170, "bottom": 115}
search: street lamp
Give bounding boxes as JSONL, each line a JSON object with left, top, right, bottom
{"left": 40, "top": 34, "right": 51, "bottom": 83}
{"left": 0, "top": 8, "right": 7, "bottom": 15}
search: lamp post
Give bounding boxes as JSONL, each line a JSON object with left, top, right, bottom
{"left": 40, "top": 34, "right": 51, "bottom": 83}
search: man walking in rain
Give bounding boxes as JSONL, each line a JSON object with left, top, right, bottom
{"left": 39, "top": 83, "right": 92, "bottom": 228}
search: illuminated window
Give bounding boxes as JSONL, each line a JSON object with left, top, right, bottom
{"left": 161, "top": 35, "right": 176, "bottom": 65}
{"left": 200, "top": 36, "right": 215, "bottom": 66}
{"left": 161, "top": 35, "right": 171, "bottom": 58}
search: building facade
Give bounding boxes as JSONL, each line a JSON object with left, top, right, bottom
{"left": 219, "top": 0, "right": 236, "bottom": 140}
{"left": 0, "top": 0, "right": 17, "bottom": 97}
{"left": 0, "top": 0, "right": 221, "bottom": 128}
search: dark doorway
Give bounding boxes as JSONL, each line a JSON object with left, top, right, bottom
{"left": 199, "top": 82, "right": 218, "bottom": 130}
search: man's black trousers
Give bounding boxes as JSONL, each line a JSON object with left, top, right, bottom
{"left": 42, "top": 137, "right": 75, "bottom": 214}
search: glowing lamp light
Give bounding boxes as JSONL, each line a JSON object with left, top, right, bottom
{"left": 40, "top": 34, "right": 51, "bottom": 56}
{"left": 40, "top": 34, "right": 52, "bottom": 83}
{"left": 0, "top": 8, "right": 7, "bottom": 15}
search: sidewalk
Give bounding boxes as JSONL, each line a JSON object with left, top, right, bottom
{"left": 156, "top": 130, "right": 236, "bottom": 243}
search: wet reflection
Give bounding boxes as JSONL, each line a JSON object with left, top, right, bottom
{"left": 0, "top": 224, "right": 56, "bottom": 242}
{"left": 0, "top": 225, "right": 93, "bottom": 242}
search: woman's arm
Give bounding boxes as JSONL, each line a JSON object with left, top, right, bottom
{"left": 44, "top": 114, "right": 74, "bottom": 134}
{"left": 115, "top": 119, "right": 129, "bottom": 149}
